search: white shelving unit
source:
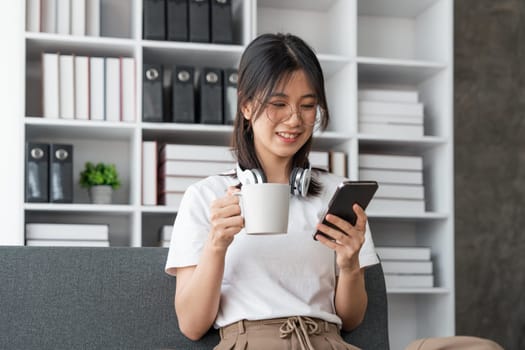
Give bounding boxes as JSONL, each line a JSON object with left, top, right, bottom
{"left": 8, "top": 0, "right": 454, "bottom": 348}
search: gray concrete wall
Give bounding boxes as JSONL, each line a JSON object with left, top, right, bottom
{"left": 454, "top": 1, "right": 525, "bottom": 349}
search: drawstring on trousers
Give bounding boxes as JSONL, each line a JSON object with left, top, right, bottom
{"left": 279, "top": 316, "right": 320, "bottom": 350}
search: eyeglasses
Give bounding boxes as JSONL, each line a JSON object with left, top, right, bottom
{"left": 263, "top": 101, "right": 321, "bottom": 126}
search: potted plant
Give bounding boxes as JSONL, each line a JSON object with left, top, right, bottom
{"left": 79, "top": 162, "right": 121, "bottom": 204}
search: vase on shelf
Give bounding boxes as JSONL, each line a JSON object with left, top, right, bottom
{"left": 89, "top": 185, "right": 113, "bottom": 204}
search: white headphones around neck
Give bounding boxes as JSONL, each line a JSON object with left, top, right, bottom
{"left": 236, "top": 163, "right": 311, "bottom": 197}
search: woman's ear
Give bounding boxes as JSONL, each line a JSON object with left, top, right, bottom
{"left": 241, "top": 101, "right": 253, "bottom": 120}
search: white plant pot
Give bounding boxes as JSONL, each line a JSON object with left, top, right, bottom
{"left": 89, "top": 185, "right": 113, "bottom": 204}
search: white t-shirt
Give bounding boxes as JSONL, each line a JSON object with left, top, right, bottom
{"left": 165, "top": 171, "right": 379, "bottom": 328}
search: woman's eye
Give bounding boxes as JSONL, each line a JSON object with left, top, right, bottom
{"left": 301, "top": 104, "right": 315, "bottom": 110}
{"left": 269, "top": 102, "right": 287, "bottom": 108}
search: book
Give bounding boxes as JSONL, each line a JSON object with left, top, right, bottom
{"left": 358, "top": 88, "right": 419, "bottom": 103}
{"left": 211, "top": 0, "right": 233, "bottom": 44}
{"left": 359, "top": 122, "right": 424, "bottom": 138}
{"left": 360, "top": 114, "right": 423, "bottom": 125}
{"left": 367, "top": 198, "right": 425, "bottom": 213}
{"left": 59, "top": 55, "right": 75, "bottom": 119}
{"left": 359, "top": 154, "right": 423, "bottom": 171}
{"left": 105, "top": 57, "right": 121, "bottom": 122}
{"left": 384, "top": 274, "right": 434, "bottom": 288}
{"left": 381, "top": 260, "right": 433, "bottom": 274}
{"left": 199, "top": 68, "right": 223, "bottom": 124}
{"left": 309, "top": 151, "right": 329, "bottom": 170}
{"left": 222, "top": 68, "right": 237, "bottom": 124}
{"left": 160, "top": 144, "right": 235, "bottom": 162}
{"left": 25, "top": 143, "right": 49, "bottom": 203}
{"left": 120, "top": 57, "right": 136, "bottom": 122}
{"left": 158, "top": 225, "right": 173, "bottom": 241}
{"left": 159, "top": 160, "right": 236, "bottom": 177}
{"left": 159, "top": 176, "right": 202, "bottom": 192}
{"left": 71, "top": 0, "right": 86, "bottom": 36}
{"left": 143, "top": 0, "right": 166, "bottom": 40}
{"left": 358, "top": 101, "right": 424, "bottom": 117}
{"left": 41, "top": 0, "right": 57, "bottom": 33}
{"left": 142, "top": 64, "right": 164, "bottom": 122}
{"left": 49, "top": 144, "right": 73, "bottom": 203}
{"left": 26, "top": 0, "right": 40, "bottom": 32}
{"left": 56, "top": 0, "right": 71, "bottom": 35}
{"left": 142, "top": 141, "right": 158, "bottom": 205}
{"left": 167, "top": 0, "right": 188, "bottom": 41}
{"left": 89, "top": 57, "right": 105, "bottom": 120}
{"left": 189, "top": 0, "right": 210, "bottom": 42}
{"left": 86, "top": 0, "right": 101, "bottom": 36}
{"left": 171, "top": 66, "right": 195, "bottom": 123}
{"left": 26, "top": 223, "right": 109, "bottom": 240}
{"left": 329, "top": 151, "right": 347, "bottom": 177}
{"left": 74, "top": 56, "right": 90, "bottom": 120}
{"left": 42, "top": 53, "right": 59, "bottom": 119}
{"left": 359, "top": 169, "right": 423, "bottom": 185}
{"left": 158, "top": 192, "right": 184, "bottom": 207}
{"left": 375, "top": 184, "right": 425, "bottom": 200}
{"left": 375, "top": 246, "right": 431, "bottom": 261}
{"left": 26, "top": 239, "right": 110, "bottom": 247}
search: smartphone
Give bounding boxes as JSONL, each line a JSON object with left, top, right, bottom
{"left": 313, "top": 181, "right": 378, "bottom": 240}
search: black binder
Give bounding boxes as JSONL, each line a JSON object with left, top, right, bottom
{"left": 189, "top": 0, "right": 210, "bottom": 43}
{"left": 211, "top": 0, "right": 233, "bottom": 44}
{"left": 171, "top": 66, "right": 196, "bottom": 123}
{"left": 49, "top": 144, "right": 73, "bottom": 203}
{"left": 25, "top": 143, "right": 49, "bottom": 203}
{"left": 222, "top": 68, "right": 237, "bottom": 124}
{"left": 167, "top": 0, "right": 188, "bottom": 41}
{"left": 143, "top": 0, "right": 166, "bottom": 40}
{"left": 199, "top": 67, "right": 223, "bottom": 124}
{"left": 143, "top": 64, "right": 164, "bottom": 122}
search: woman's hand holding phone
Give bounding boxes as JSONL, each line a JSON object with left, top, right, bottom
{"left": 314, "top": 181, "right": 378, "bottom": 271}
{"left": 315, "top": 204, "right": 367, "bottom": 272}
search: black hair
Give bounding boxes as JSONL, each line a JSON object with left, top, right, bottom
{"left": 231, "top": 33, "right": 330, "bottom": 196}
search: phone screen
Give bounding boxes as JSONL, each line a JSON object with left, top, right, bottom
{"left": 313, "top": 181, "right": 378, "bottom": 240}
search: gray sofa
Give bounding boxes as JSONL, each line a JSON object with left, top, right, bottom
{"left": 0, "top": 246, "right": 389, "bottom": 349}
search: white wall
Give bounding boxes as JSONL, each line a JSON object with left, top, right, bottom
{"left": 0, "top": 2, "right": 24, "bottom": 244}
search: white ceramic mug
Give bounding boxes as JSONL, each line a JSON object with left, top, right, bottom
{"left": 235, "top": 183, "right": 290, "bottom": 235}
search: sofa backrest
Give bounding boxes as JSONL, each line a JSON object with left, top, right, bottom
{"left": 0, "top": 246, "right": 388, "bottom": 350}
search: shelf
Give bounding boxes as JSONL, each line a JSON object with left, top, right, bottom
{"left": 24, "top": 203, "right": 134, "bottom": 214}
{"left": 317, "top": 54, "right": 351, "bottom": 78}
{"left": 358, "top": 0, "right": 438, "bottom": 17}
{"left": 257, "top": 0, "right": 339, "bottom": 11}
{"left": 357, "top": 56, "right": 446, "bottom": 85}
{"left": 25, "top": 117, "right": 136, "bottom": 141}
{"left": 368, "top": 212, "right": 449, "bottom": 221}
{"left": 142, "top": 206, "right": 178, "bottom": 214}
{"left": 387, "top": 287, "right": 450, "bottom": 294}
{"left": 142, "top": 40, "right": 244, "bottom": 68}
{"left": 358, "top": 134, "right": 447, "bottom": 152}
{"left": 25, "top": 32, "right": 136, "bottom": 59}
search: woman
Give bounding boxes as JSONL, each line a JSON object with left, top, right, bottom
{"left": 165, "top": 33, "right": 379, "bottom": 350}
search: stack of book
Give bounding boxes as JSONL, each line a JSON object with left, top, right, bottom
{"left": 358, "top": 88, "right": 424, "bottom": 137}
{"left": 359, "top": 153, "right": 425, "bottom": 213}
{"left": 158, "top": 225, "right": 173, "bottom": 247}
{"left": 42, "top": 53, "right": 135, "bottom": 122}
{"left": 309, "top": 151, "right": 347, "bottom": 177}
{"left": 27, "top": 0, "right": 101, "bottom": 36}
{"left": 25, "top": 223, "right": 110, "bottom": 247}
{"left": 156, "top": 144, "right": 236, "bottom": 207}
{"left": 376, "top": 246, "right": 434, "bottom": 288}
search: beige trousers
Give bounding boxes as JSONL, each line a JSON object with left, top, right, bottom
{"left": 214, "top": 316, "right": 360, "bottom": 350}
{"left": 405, "top": 336, "right": 504, "bottom": 350}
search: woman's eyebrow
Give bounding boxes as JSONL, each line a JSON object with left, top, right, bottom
{"left": 268, "top": 92, "right": 317, "bottom": 98}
